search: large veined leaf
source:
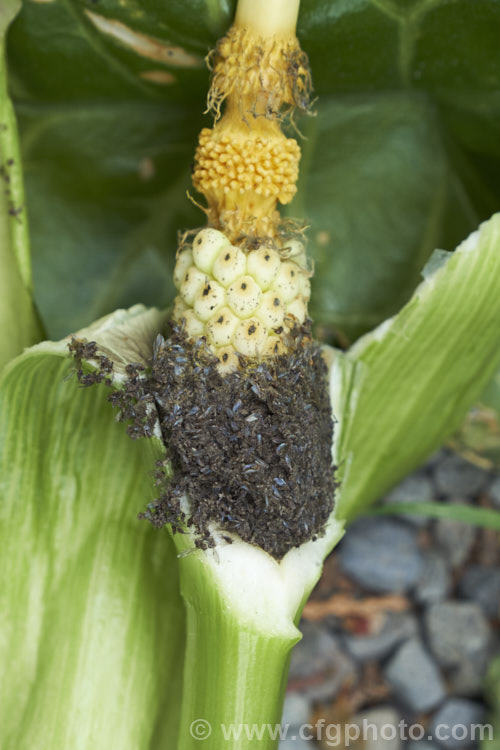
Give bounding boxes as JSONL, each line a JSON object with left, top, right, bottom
{"left": 0, "top": 0, "right": 41, "bottom": 367}
{"left": 0, "top": 307, "right": 185, "bottom": 750}
{"left": 6, "top": 0, "right": 500, "bottom": 341}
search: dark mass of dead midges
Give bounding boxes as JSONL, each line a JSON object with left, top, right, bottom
{"left": 69, "top": 323, "right": 336, "bottom": 560}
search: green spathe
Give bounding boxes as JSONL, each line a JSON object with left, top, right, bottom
{"left": 0, "top": 331, "right": 184, "bottom": 749}
{"left": 332, "top": 214, "right": 500, "bottom": 520}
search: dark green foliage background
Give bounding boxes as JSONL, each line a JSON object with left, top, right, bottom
{"left": 7, "top": 0, "right": 500, "bottom": 341}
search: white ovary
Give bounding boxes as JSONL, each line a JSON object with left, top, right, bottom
{"left": 271, "top": 261, "right": 301, "bottom": 303}
{"left": 286, "top": 296, "right": 307, "bottom": 324}
{"left": 192, "top": 228, "right": 231, "bottom": 273}
{"left": 227, "top": 275, "right": 262, "bottom": 318}
{"left": 298, "top": 274, "right": 311, "bottom": 301}
{"left": 255, "top": 290, "right": 285, "bottom": 329}
{"left": 215, "top": 346, "right": 240, "bottom": 374}
{"left": 232, "top": 318, "right": 267, "bottom": 356}
{"left": 183, "top": 309, "right": 205, "bottom": 338}
{"left": 206, "top": 307, "right": 240, "bottom": 347}
{"left": 282, "top": 238, "right": 307, "bottom": 268}
{"left": 193, "top": 280, "right": 226, "bottom": 322}
{"left": 173, "top": 295, "right": 189, "bottom": 319}
{"left": 173, "top": 248, "right": 194, "bottom": 290}
{"left": 180, "top": 266, "right": 207, "bottom": 305}
{"left": 212, "top": 245, "right": 247, "bottom": 287}
{"left": 247, "top": 246, "right": 281, "bottom": 290}
{"left": 262, "top": 335, "right": 287, "bottom": 356}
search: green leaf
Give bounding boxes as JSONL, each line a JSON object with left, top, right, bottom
{"left": 290, "top": 91, "right": 464, "bottom": 340}
{"left": 7, "top": 0, "right": 500, "bottom": 341}
{"left": 370, "top": 501, "right": 500, "bottom": 531}
{"left": 0, "top": 0, "right": 42, "bottom": 367}
{"left": 6, "top": 0, "right": 224, "bottom": 339}
{"left": 0, "top": 307, "right": 185, "bottom": 750}
{"left": 330, "top": 213, "right": 500, "bottom": 521}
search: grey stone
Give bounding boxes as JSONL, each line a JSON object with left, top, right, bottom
{"left": 434, "top": 454, "right": 488, "bottom": 497}
{"left": 407, "top": 743, "right": 440, "bottom": 750}
{"left": 344, "top": 613, "right": 418, "bottom": 662}
{"left": 425, "top": 450, "right": 449, "bottom": 470}
{"left": 425, "top": 602, "right": 491, "bottom": 695}
{"left": 415, "top": 551, "right": 451, "bottom": 606}
{"left": 429, "top": 699, "right": 486, "bottom": 749}
{"left": 490, "top": 475, "right": 500, "bottom": 508}
{"left": 281, "top": 692, "right": 311, "bottom": 729}
{"left": 339, "top": 519, "right": 423, "bottom": 593}
{"left": 289, "top": 622, "right": 357, "bottom": 702}
{"left": 279, "top": 739, "right": 312, "bottom": 750}
{"left": 425, "top": 602, "right": 491, "bottom": 668}
{"left": 449, "top": 657, "right": 490, "bottom": 697}
{"left": 383, "top": 475, "right": 435, "bottom": 527}
{"left": 433, "top": 502, "right": 476, "bottom": 568}
{"left": 353, "top": 707, "right": 402, "bottom": 750}
{"left": 384, "top": 638, "right": 446, "bottom": 713}
{"left": 458, "top": 565, "right": 500, "bottom": 619}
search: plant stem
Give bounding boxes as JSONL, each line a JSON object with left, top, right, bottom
{"left": 234, "top": 0, "right": 300, "bottom": 38}
{"left": 169, "top": 513, "right": 343, "bottom": 749}
{"left": 176, "top": 551, "right": 297, "bottom": 749}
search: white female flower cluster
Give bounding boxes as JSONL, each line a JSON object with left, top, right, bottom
{"left": 172, "top": 228, "right": 311, "bottom": 372}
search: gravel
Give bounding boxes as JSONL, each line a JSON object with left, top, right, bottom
{"left": 449, "top": 657, "right": 491, "bottom": 697}
{"left": 289, "top": 622, "right": 356, "bottom": 702}
{"left": 344, "top": 613, "right": 418, "bottom": 663}
{"left": 339, "top": 518, "right": 423, "bottom": 593}
{"left": 384, "top": 638, "right": 446, "bottom": 713}
{"left": 425, "top": 602, "right": 492, "bottom": 695}
{"left": 432, "top": 502, "right": 477, "bottom": 568}
{"left": 415, "top": 550, "right": 451, "bottom": 605}
{"left": 407, "top": 742, "right": 441, "bottom": 750}
{"left": 285, "top": 452, "right": 498, "bottom": 750}
{"left": 489, "top": 475, "right": 500, "bottom": 508}
{"left": 281, "top": 692, "right": 311, "bottom": 729}
{"left": 429, "top": 698, "right": 486, "bottom": 749}
{"left": 383, "top": 474, "right": 435, "bottom": 527}
{"left": 458, "top": 565, "right": 500, "bottom": 619}
{"left": 434, "top": 454, "right": 488, "bottom": 497}
{"left": 425, "top": 602, "right": 491, "bottom": 668}
{"left": 279, "top": 739, "right": 311, "bottom": 750}
{"left": 354, "top": 707, "right": 402, "bottom": 750}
